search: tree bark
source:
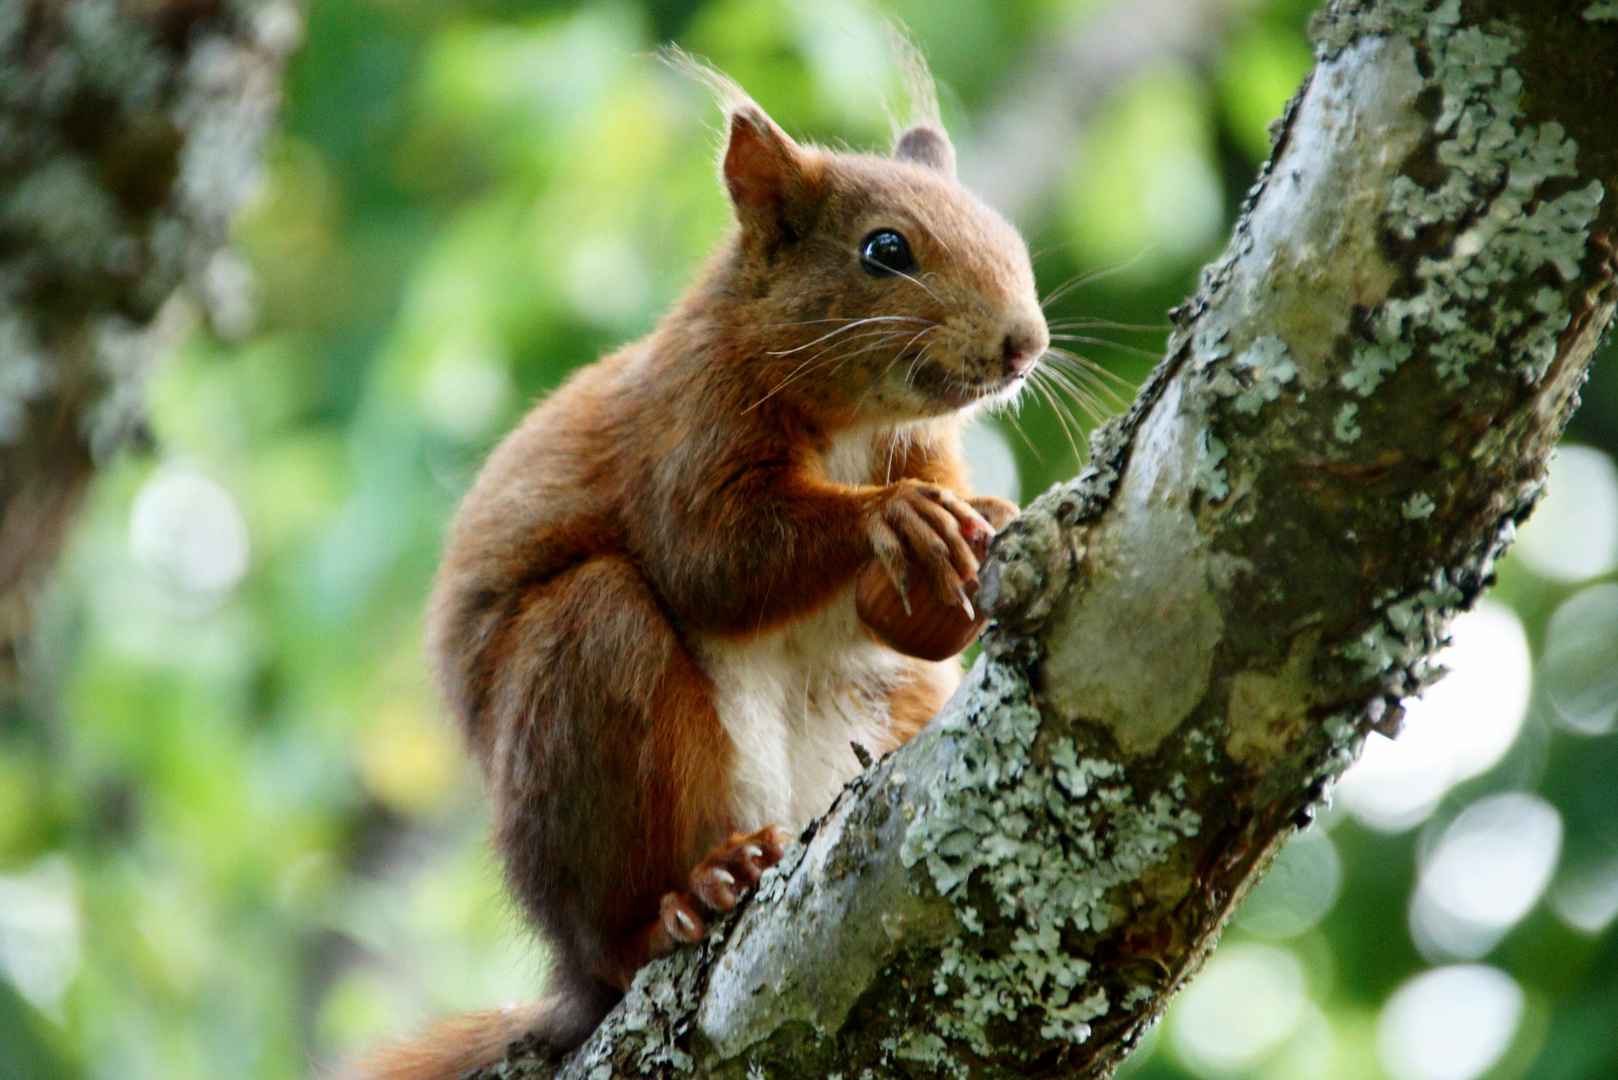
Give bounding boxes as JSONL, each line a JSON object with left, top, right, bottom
{"left": 478, "top": 1, "right": 1618, "bottom": 1077}
{"left": 0, "top": 0, "right": 297, "bottom": 693}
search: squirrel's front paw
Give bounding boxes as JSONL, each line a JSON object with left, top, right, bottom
{"left": 859, "top": 487, "right": 1020, "bottom": 661}
{"left": 967, "top": 495, "right": 1020, "bottom": 533}
{"left": 866, "top": 480, "right": 993, "bottom": 612}
{"left": 655, "top": 825, "right": 789, "bottom": 948}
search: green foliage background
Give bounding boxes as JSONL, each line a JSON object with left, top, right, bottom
{"left": 0, "top": 1, "right": 1614, "bottom": 1078}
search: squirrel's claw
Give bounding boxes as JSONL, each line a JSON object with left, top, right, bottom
{"left": 966, "top": 494, "right": 1021, "bottom": 534}
{"left": 867, "top": 517, "right": 913, "bottom": 614}
{"left": 669, "top": 824, "right": 791, "bottom": 944}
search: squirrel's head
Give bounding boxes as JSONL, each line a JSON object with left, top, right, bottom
{"left": 716, "top": 103, "right": 1049, "bottom": 425}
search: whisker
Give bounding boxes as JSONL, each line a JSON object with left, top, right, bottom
{"left": 731, "top": 316, "right": 922, "bottom": 330}
{"left": 847, "top": 321, "right": 947, "bottom": 417}
{"left": 1041, "top": 364, "right": 1128, "bottom": 420}
{"left": 829, "top": 333, "right": 912, "bottom": 372}
{"left": 1045, "top": 317, "right": 1168, "bottom": 334}
{"left": 880, "top": 326, "right": 945, "bottom": 392}
{"left": 906, "top": 339, "right": 942, "bottom": 384}
{"left": 1048, "top": 334, "right": 1162, "bottom": 360}
{"left": 1036, "top": 361, "right": 1104, "bottom": 414}
{"left": 903, "top": 321, "right": 949, "bottom": 372}
{"left": 743, "top": 330, "right": 910, "bottom": 413}
{"left": 1044, "top": 346, "right": 1138, "bottom": 388}
{"left": 887, "top": 268, "right": 946, "bottom": 306}
{"left": 1000, "top": 411, "right": 1044, "bottom": 465}
{"left": 765, "top": 316, "right": 933, "bottom": 356}
{"left": 1027, "top": 371, "right": 1083, "bottom": 463}
{"left": 1038, "top": 271, "right": 1093, "bottom": 312}
{"left": 909, "top": 217, "right": 957, "bottom": 263}
{"left": 852, "top": 345, "right": 913, "bottom": 416}
{"left": 1039, "top": 370, "right": 1100, "bottom": 452}
{"left": 1041, "top": 348, "right": 1132, "bottom": 395}
{"left": 766, "top": 329, "right": 909, "bottom": 389}
{"left": 1039, "top": 251, "right": 1151, "bottom": 310}
{"left": 1038, "top": 366, "right": 1113, "bottom": 425}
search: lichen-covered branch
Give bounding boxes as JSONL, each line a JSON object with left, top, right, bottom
{"left": 480, "top": 2, "right": 1618, "bottom": 1077}
{"left": 0, "top": 0, "right": 298, "bottom": 692}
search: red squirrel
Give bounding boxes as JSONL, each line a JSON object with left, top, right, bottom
{"left": 348, "top": 64, "right": 1048, "bottom": 1080}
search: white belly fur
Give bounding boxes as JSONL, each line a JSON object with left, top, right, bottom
{"left": 693, "top": 590, "right": 911, "bottom": 832}
{"left": 694, "top": 425, "right": 922, "bottom": 832}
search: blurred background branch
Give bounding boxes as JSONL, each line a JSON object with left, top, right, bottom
{"left": 0, "top": 0, "right": 298, "bottom": 696}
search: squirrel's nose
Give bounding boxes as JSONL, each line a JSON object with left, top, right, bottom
{"left": 1001, "top": 328, "right": 1043, "bottom": 376}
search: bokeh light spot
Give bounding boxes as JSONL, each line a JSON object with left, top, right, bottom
{"left": 128, "top": 464, "right": 251, "bottom": 603}
{"left": 1064, "top": 65, "right": 1224, "bottom": 273}
{"left": 1234, "top": 827, "right": 1341, "bottom": 939}
{"left": 1169, "top": 943, "right": 1306, "bottom": 1077}
{"left": 0, "top": 856, "right": 81, "bottom": 1015}
{"left": 1378, "top": 965, "right": 1523, "bottom": 1080}
{"left": 1410, "top": 792, "right": 1562, "bottom": 961}
{"left": 1336, "top": 602, "right": 1530, "bottom": 833}
{"left": 1513, "top": 443, "right": 1618, "bottom": 582}
{"left": 1549, "top": 848, "right": 1618, "bottom": 935}
{"left": 420, "top": 341, "right": 513, "bottom": 441}
{"left": 1541, "top": 582, "right": 1618, "bottom": 736}
{"left": 357, "top": 703, "right": 466, "bottom": 820}
{"left": 565, "top": 233, "right": 652, "bottom": 329}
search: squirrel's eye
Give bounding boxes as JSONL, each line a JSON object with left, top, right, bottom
{"left": 859, "top": 229, "right": 915, "bottom": 276}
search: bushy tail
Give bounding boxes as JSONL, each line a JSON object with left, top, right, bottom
{"left": 337, "top": 982, "right": 619, "bottom": 1080}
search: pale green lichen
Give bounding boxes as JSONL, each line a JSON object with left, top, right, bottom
{"left": 1322, "top": 713, "right": 1359, "bottom": 746}
{"left": 747, "top": 836, "right": 807, "bottom": 906}
{"left": 1205, "top": 334, "right": 1299, "bottom": 415}
{"left": 1342, "top": 571, "right": 1463, "bottom": 684}
{"left": 1305, "top": 711, "right": 1369, "bottom": 816}
{"left": 1317, "top": 0, "right": 1602, "bottom": 709}
{"left": 594, "top": 965, "right": 699, "bottom": 1076}
{"left": 1401, "top": 492, "right": 1436, "bottom": 520}
{"left": 1341, "top": 339, "right": 1411, "bottom": 397}
{"left": 1368, "top": 0, "right": 1603, "bottom": 387}
{"left": 1190, "top": 320, "right": 1233, "bottom": 369}
{"left": 1585, "top": 1, "right": 1618, "bottom": 21}
{"left": 1182, "top": 726, "right": 1219, "bottom": 766}
{"left": 1121, "top": 984, "right": 1154, "bottom": 1009}
{"left": 900, "top": 662, "right": 1200, "bottom": 1053}
{"left": 1194, "top": 431, "right": 1230, "bottom": 501}
{"left": 1333, "top": 402, "right": 1361, "bottom": 442}
{"left": 881, "top": 1031, "right": 966, "bottom": 1080}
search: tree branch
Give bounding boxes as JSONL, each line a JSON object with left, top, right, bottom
{"left": 482, "top": 1, "right": 1618, "bottom": 1076}
{"left": 0, "top": 0, "right": 298, "bottom": 694}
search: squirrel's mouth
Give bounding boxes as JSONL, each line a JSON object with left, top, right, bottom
{"left": 952, "top": 370, "right": 1028, "bottom": 407}
{"left": 903, "top": 353, "right": 1031, "bottom": 411}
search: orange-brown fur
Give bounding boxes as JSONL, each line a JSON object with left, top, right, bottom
{"left": 346, "top": 74, "right": 1047, "bottom": 1080}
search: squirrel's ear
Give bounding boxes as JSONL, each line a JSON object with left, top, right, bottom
{"left": 893, "top": 124, "right": 956, "bottom": 178}
{"left": 723, "top": 106, "right": 808, "bottom": 239}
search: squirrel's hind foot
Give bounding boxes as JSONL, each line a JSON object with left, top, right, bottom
{"left": 655, "top": 825, "right": 790, "bottom": 949}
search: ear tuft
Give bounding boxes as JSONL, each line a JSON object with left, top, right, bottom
{"left": 723, "top": 106, "right": 803, "bottom": 226}
{"left": 893, "top": 124, "right": 956, "bottom": 178}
